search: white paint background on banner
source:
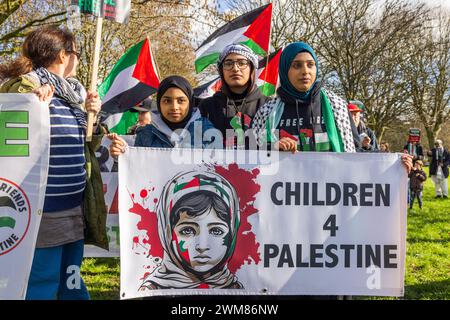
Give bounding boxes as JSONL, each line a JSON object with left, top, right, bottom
{"left": 119, "top": 148, "right": 407, "bottom": 299}
{"left": 0, "top": 94, "right": 49, "bottom": 299}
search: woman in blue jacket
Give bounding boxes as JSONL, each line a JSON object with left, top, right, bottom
{"left": 110, "top": 76, "right": 219, "bottom": 155}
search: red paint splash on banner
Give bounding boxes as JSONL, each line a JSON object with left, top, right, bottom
{"left": 128, "top": 190, "right": 164, "bottom": 258}
{"left": 140, "top": 189, "right": 148, "bottom": 199}
{"left": 214, "top": 164, "right": 261, "bottom": 273}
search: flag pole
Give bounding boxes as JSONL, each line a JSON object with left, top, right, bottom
{"left": 263, "top": 0, "right": 274, "bottom": 95}
{"left": 86, "top": 16, "right": 103, "bottom": 142}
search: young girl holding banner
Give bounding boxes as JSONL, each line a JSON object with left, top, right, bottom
{"left": 251, "top": 42, "right": 412, "bottom": 168}
{"left": 109, "top": 75, "right": 219, "bottom": 153}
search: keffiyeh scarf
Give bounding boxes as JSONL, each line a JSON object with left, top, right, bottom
{"left": 34, "top": 67, "right": 87, "bottom": 128}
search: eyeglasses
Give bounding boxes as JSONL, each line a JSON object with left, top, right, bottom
{"left": 66, "top": 48, "right": 81, "bottom": 59}
{"left": 222, "top": 59, "right": 250, "bottom": 70}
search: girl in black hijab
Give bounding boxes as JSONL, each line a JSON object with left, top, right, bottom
{"left": 110, "top": 76, "right": 220, "bottom": 153}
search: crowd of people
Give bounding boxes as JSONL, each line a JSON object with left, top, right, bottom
{"left": 1, "top": 24, "right": 448, "bottom": 300}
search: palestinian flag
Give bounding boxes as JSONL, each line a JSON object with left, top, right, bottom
{"left": 0, "top": 196, "right": 16, "bottom": 229}
{"left": 256, "top": 48, "right": 282, "bottom": 96}
{"left": 99, "top": 38, "right": 160, "bottom": 133}
{"left": 100, "top": 111, "right": 138, "bottom": 134}
{"left": 193, "top": 77, "right": 222, "bottom": 99}
{"left": 195, "top": 3, "right": 272, "bottom": 73}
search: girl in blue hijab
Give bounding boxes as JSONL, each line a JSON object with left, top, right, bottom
{"left": 279, "top": 42, "right": 320, "bottom": 101}
{"left": 252, "top": 41, "right": 358, "bottom": 153}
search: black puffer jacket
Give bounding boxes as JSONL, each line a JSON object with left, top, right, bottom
{"left": 198, "top": 63, "right": 268, "bottom": 148}
{"left": 428, "top": 147, "right": 450, "bottom": 178}
{"left": 199, "top": 87, "right": 267, "bottom": 135}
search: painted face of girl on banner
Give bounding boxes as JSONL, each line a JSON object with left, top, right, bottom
{"left": 140, "top": 170, "right": 242, "bottom": 290}
{"left": 173, "top": 203, "right": 231, "bottom": 273}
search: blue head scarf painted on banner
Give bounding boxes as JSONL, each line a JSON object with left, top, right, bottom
{"left": 279, "top": 42, "right": 319, "bottom": 100}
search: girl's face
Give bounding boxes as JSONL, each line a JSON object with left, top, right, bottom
{"left": 160, "top": 87, "right": 190, "bottom": 123}
{"left": 222, "top": 53, "right": 252, "bottom": 92}
{"left": 287, "top": 52, "right": 317, "bottom": 92}
{"left": 174, "top": 208, "right": 230, "bottom": 273}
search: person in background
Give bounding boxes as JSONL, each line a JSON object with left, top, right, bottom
{"left": 347, "top": 102, "right": 378, "bottom": 152}
{"left": 251, "top": 40, "right": 412, "bottom": 300}
{"left": 427, "top": 139, "right": 449, "bottom": 199}
{"left": 380, "top": 141, "right": 390, "bottom": 153}
{"left": 404, "top": 139, "right": 424, "bottom": 165}
{"left": 127, "top": 97, "right": 154, "bottom": 135}
{"left": 409, "top": 160, "right": 427, "bottom": 209}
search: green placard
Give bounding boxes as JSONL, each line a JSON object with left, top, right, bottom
{"left": 0, "top": 111, "right": 29, "bottom": 157}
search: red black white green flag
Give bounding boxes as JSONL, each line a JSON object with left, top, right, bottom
{"left": 195, "top": 3, "right": 272, "bottom": 73}
{"left": 193, "top": 77, "right": 222, "bottom": 99}
{"left": 255, "top": 47, "right": 282, "bottom": 96}
{"left": 98, "top": 38, "right": 160, "bottom": 133}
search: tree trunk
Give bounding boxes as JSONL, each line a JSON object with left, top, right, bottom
{"left": 377, "top": 126, "right": 387, "bottom": 143}
{"left": 424, "top": 127, "right": 436, "bottom": 150}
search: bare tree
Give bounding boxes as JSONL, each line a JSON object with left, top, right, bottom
{"left": 304, "top": 0, "right": 428, "bottom": 141}
{"left": 403, "top": 10, "right": 450, "bottom": 149}
{"left": 0, "top": 1, "right": 221, "bottom": 87}
{"left": 221, "top": 0, "right": 431, "bottom": 142}
{"left": 0, "top": 0, "right": 66, "bottom": 58}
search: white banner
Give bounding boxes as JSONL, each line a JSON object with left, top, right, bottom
{"left": 0, "top": 94, "right": 49, "bottom": 299}
{"left": 84, "top": 135, "right": 135, "bottom": 257}
{"left": 119, "top": 148, "right": 407, "bottom": 299}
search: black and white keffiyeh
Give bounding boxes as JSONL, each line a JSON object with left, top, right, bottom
{"left": 251, "top": 90, "right": 356, "bottom": 152}
{"left": 323, "top": 89, "right": 356, "bottom": 153}
{"left": 34, "top": 67, "right": 87, "bottom": 128}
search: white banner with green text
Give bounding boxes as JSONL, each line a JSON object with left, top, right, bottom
{"left": 0, "top": 94, "right": 49, "bottom": 299}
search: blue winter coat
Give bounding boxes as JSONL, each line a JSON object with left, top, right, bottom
{"left": 134, "top": 111, "right": 219, "bottom": 149}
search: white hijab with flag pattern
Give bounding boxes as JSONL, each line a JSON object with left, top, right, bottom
{"left": 140, "top": 170, "right": 242, "bottom": 290}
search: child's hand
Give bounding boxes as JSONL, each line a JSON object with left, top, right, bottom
{"left": 108, "top": 133, "right": 127, "bottom": 157}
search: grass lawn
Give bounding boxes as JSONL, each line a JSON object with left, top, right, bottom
{"left": 82, "top": 168, "right": 449, "bottom": 300}
{"left": 402, "top": 167, "right": 449, "bottom": 300}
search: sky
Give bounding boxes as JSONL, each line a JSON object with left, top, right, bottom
{"left": 422, "top": 0, "right": 450, "bottom": 9}
{"left": 217, "top": 0, "right": 450, "bottom": 11}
